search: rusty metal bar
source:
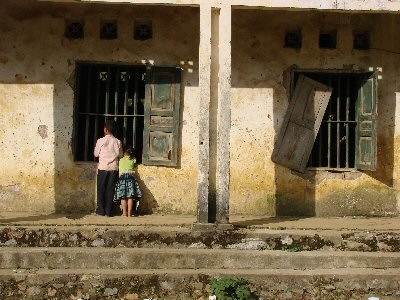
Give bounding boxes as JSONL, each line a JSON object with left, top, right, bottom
{"left": 327, "top": 75, "right": 332, "bottom": 167}
{"left": 133, "top": 69, "right": 139, "bottom": 148}
{"left": 105, "top": 66, "right": 111, "bottom": 122}
{"left": 346, "top": 75, "right": 350, "bottom": 168}
{"left": 115, "top": 67, "right": 119, "bottom": 118}
{"left": 337, "top": 76, "right": 340, "bottom": 168}
{"left": 123, "top": 70, "right": 129, "bottom": 145}
{"left": 84, "top": 66, "right": 92, "bottom": 161}
{"left": 93, "top": 66, "right": 100, "bottom": 159}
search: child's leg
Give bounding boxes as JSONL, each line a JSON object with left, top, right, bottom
{"left": 96, "top": 170, "right": 107, "bottom": 215}
{"left": 127, "top": 198, "right": 133, "bottom": 217}
{"left": 105, "top": 171, "right": 119, "bottom": 217}
{"left": 121, "top": 199, "right": 128, "bottom": 216}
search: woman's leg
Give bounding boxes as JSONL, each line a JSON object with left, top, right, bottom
{"left": 127, "top": 198, "right": 133, "bottom": 217}
{"left": 121, "top": 199, "right": 128, "bottom": 217}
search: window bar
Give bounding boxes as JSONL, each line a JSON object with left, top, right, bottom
{"left": 123, "top": 69, "right": 129, "bottom": 145}
{"left": 93, "top": 66, "right": 100, "bottom": 160}
{"left": 133, "top": 69, "right": 139, "bottom": 148}
{"left": 114, "top": 67, "right": 119, "bottom": 121}
{"left": 327, "top": 76, "right": 332, "bottom": 167}
{"left": 105, "top": 66, "right": 111, "bottom": 122}
{"left": 345, "top": 76, "right": 350, "bottom": 168}
{"left": 317, "top": 74, "right": 323, "bottom": 167}
{"left": 84, "top": 66, "right": 92, "bottom": 161}
{"left": 336, "top": 77, "right": 341, "bottom": 168}
{"left": 74, "top": 65, "right": 81, "bottom": 160}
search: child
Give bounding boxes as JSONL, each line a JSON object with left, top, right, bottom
{"left": 94, "top": 120, "right": 122, "bottom": 217}
{"left": 114, "top": 147, "right": 142, "bottom": 217}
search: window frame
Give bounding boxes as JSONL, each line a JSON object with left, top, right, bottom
{"left": 72, "top": 61, "right": 146, "bottom": 163}
{"left": 289, "top": 68, "right": 376, "bottom": 172}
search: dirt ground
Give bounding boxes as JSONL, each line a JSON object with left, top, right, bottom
{"left": 1, "top": 212, "right": 400, "bottom": 231}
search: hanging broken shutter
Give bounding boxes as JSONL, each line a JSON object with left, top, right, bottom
{"left": 355, "top": 74, "right": 377, "bottom": 171}
{"left": 143, "top": 67, "right": 181, "bottom": 167}
{"left": 272, "top": 75, "right": 332, "bottom": 172}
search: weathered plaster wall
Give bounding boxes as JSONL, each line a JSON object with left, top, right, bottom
{"left": 231, "top": 10, "right": 400, "bottom": 216}
{"left": 0, "top": 0, "right": 199, "bottom": 214}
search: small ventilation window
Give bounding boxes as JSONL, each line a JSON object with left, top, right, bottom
{"left": 101, "top": 21, "right": 118, "bottom": 40}
{"left": 353, "top": 31, "right": 370, "bottom": 50}
{"left": 319, "top": 30, "right": 337, "bottom": 49}
{"left": 284, "top": 30, "right": 302, "bottom": 49}
{"left": 66, "top": 20, "right": 84, "bottom": 39}
{"left": 134, "top": 21, "right": 153, "bottom": 41}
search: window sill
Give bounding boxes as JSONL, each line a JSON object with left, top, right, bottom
{"left": 306, "top": 167, "right": 358, "bottom": 173}
{"left": 74, "top": 161, "right": 98, "bottom": 166}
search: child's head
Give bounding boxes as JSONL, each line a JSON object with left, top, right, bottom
{"left": 104, "top": 120, "right": 116, "bottom": 136}
{"left": 123, "top": 146, "right": 135, "bottom": 159}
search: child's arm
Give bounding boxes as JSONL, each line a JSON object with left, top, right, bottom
{"left": 94, "top": 139, "right": 102, "bottom": 157}
{"left": 115, "top": 140, "right": 123, "bottom": 158}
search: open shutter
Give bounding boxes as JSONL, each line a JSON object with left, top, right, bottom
{"left": 143, "top": 67, "right": 181, "bottom": 166}
{"left": 272, "top": 75, "right": 332, "bottom": 173}
{"left": 355, "top": 74, "right": 377, "bottom": 171}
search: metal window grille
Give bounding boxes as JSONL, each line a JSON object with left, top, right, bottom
{"left": 100, "top": 21, "right": 118, "bottom": 40}
{"left": 66, "top": 21, "right": 84, "bottom": 39}
{"left": 293, "top": 71, "right": 362, "bottom": 169}
{"left": 74, "top": 63, "right": 146, "bottom": 162}
{"left": 134, "top": 21, "right": 153, "bottom": 40}
{"left": 284, "top": 31, "right": 302, "bottom": 49}
{"left": 319, "top": 30, "right": 337, "bottom": 49}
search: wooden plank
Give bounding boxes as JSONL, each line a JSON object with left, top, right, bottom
{"left": 143, "top": 67, "right": 181, "bottom": 166}
{"left": 327, "top": 76, "right": 332, "bottom": 167}
{"left": 355, "top": 74, "right": 377, "bottom": 171}
{"left": 272, "top": 75, "right": 333, "bottom": 172}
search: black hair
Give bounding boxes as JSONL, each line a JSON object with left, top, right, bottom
{"left": 104, "top": 119, "right": 116, "bottom": 135}
{"left": 123, "top": 145, "right": 135, "bottom": 160}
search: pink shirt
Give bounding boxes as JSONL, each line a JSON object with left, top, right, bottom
{"left": 94, "top": 134, "right": 123, "bottom": 171}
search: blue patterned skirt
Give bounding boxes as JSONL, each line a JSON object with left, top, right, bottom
{"left": 113, "top": 173, "right": 143, "bottom": 203}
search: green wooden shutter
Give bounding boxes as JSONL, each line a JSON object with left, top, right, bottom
{"left": 143, "top": 67, "right": 181, "bottom": 167}
{"left": 355, "top": 74, "right": 377, "bottom": 171}
{"left": 272, "top": 75, "right": 332, "bottom": 173}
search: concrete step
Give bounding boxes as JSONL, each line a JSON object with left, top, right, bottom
{"left": 1, "top": 268, "right": 400, "bottom": 299}
{"left": 2, "top": 247, "right": 400, "bottom": 270}
{"left": 1, "top": 225, "right": 400, "bottom": 251}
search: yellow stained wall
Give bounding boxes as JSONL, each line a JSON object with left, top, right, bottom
{"left": 0, "top": 0, "right": 199, "bottom": 214}
{"left": 1, "top": 1, "right": 400, "bottom": 217}
{"left": 231, "top": 10, "right": 400, "bottom": 216}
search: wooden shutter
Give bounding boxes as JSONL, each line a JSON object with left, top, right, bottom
{"left": 272, "top": 75, "right": 332, "bottom": 173}
{"left": 355, "top": 74, "right": 377, "bottom": 171}
{"left": 143, "top": 67, "right": 181, "bottom": 166}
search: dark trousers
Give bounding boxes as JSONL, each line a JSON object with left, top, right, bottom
{"left": 97, "top": 170, "right": 119, "bottom": 216}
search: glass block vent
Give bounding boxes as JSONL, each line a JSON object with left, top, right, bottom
{"left": 134, "top": 21, "right": 153, "bottom": 41}
{"left": 66, "top": 21, "right": 84, "bottom": 39}
{"left": 284, "top": 30, "right": 302, "bottom": 49}
{"left": 353, "top": 31, "right": 370, "bottom": 50}
{"left": 319, "top": 30, "right": 337, "bottom": 49}
{"left": 101, "top": 21, "right": 118, "bottom": 40}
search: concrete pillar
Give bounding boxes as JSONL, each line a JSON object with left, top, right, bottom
{"left": 215, "top": 4, "right": 231, "bottom": 224}
{"left": 197, "top": 2, "right": 212, "bottom": 223}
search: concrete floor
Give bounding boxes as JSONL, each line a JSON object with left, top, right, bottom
{"left": 1, "top": 212, "right": 400, "bottom": 231}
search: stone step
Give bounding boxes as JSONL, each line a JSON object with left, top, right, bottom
{"left": 1, "top": 225, "right": 400, "bottom": 251}
{"left": 1, "top": 268, "right": 399, "bottom": 299}
{"left": 1, "top": 247, "right": 400, "bottom": 270}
